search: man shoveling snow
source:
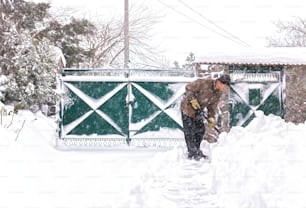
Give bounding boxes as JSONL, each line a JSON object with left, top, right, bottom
{"left": 180, "top": 74, "right": 230, "bottom": 161}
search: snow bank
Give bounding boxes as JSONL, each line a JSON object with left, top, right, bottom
{"left": 212, "top": 111, "right": 306, "bottom": 208}
{"left": 122, "top": 111, "right": 306, "bottom": 208}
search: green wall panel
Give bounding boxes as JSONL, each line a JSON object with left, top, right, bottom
{"left": 97, "top": 87, "right": 128, "bottom": 135}
{"left": 229, "top": 65, "right": 284, "bottom": 127}
{"left": 258, "top": 90, "right": 283, "bottom": 116}
{"left": 230, "top": 86, "right": 283, "bottom": 127}
{"left": 71, "top": 82, "right": 122, "bottom": 99}
{"left": 136, "top": 110, "right": 183, "bottom": 135}
{"left": 68, "top": 112, "right": 122, "bottom": 135}
{"left": 131, "top": 85, "right": 160, "bottom": 123}
{"left": 136, "top": 82, "right": 174, "bottom": 101}
{"left": 229, "top": 93, "right": 252, "bottom": 127}
{"left": 62, "top": 88, "right": 92, "bottom": 125}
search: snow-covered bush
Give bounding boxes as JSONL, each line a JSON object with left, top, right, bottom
{"left": 6, "top": 31, "right": 58, "bottom": 109}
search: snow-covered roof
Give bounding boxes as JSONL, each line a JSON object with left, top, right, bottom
{"left": 195, "top": 47, "right": 306, "bottom": 66}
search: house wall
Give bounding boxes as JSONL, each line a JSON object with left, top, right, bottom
{"left": 284, "top": 66, "right": 306, "bottom": 124}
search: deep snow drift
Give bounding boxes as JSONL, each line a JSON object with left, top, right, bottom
{"left": 0, "top": 109, "right": 305, "bottom": 208}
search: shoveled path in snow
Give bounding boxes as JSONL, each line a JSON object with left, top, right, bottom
{"left": 0, "top": 111, "right": 217, "bottom": 208}
{"left": 118, "top": 145, "right": 218, "bottom": 208}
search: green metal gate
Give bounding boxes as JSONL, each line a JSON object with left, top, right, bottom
{"left": 229, "top": 66, "right": 284, "bottom": 127}
{"left": 58, "top": 69, "right": 195, "bottom": 147}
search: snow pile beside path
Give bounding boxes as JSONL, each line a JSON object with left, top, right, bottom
{"left": 122, "top": 111, "right": 306, "bottom": 208}
{"left": 0, "top": 109, "right": 34, "bottom": 147}
{"left": 0, "top": 107, "right": 18, "bottom": 146}
{"left": 212, "top": 111, "right": 306, "bottom": 208}
{"left": 0, "top": 110, "right": 50, "bottom": 147}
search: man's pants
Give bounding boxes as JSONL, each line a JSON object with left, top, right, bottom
{"left": 181, "top": 113, "right": 205, "bottom": 156}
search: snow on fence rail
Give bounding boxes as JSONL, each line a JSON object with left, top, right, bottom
{"left": 62, "top": 68, "right": 196, "bottom": 78}
{"left": 61, "top": 68, "right": 197, "bottom": 83}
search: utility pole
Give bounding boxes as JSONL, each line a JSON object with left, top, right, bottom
{"left": 124, "top": 0, "right": 129, "bottom": 69}
{"left": 124, "top": 0, "right": 131, "bottom": 145}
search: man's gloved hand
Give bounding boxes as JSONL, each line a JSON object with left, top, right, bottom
{"left": 190, "top": 99, "right": 200, "bottom": 110}
{"left": 208, "top": 117, "right": 216, "bottom": 128}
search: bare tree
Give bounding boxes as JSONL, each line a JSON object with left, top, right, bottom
{"left": 80, "top": 18, "right": 124, "bottom": 68}
{"left": 79, "top": 2, "right": 168, "bottom": 68}
{"left": 267, "top": 17, "right": 306, "bottom": 47}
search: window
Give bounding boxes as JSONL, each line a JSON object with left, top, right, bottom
{"left": 249, "top": 88, "right": 261, "bottom": 106}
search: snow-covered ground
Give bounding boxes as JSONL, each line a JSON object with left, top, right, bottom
{"left": 1, "top": 108, "right": 306, "bottom": 208}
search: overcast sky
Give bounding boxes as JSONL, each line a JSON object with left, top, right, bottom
{"left": 36, "top": 0, "right": 306, "bottom": 63}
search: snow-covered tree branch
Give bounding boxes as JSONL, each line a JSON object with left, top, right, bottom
{"left": 267, "top": 17, "right": 306, "bottom": 47}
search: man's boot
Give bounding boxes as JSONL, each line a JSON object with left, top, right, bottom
{"left": 196, "top": 149, "right": 209, "bottom": 160}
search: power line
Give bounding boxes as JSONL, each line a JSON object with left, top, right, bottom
{"left": 177, "top": 0, "right": 251, "bottom": 47}
{"left": 157, "top": 0, "right": 250, "bottom": 47}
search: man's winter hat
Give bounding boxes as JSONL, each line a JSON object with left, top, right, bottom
{"left": 217, "top": 74, "right": 231, "bottom": 86}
